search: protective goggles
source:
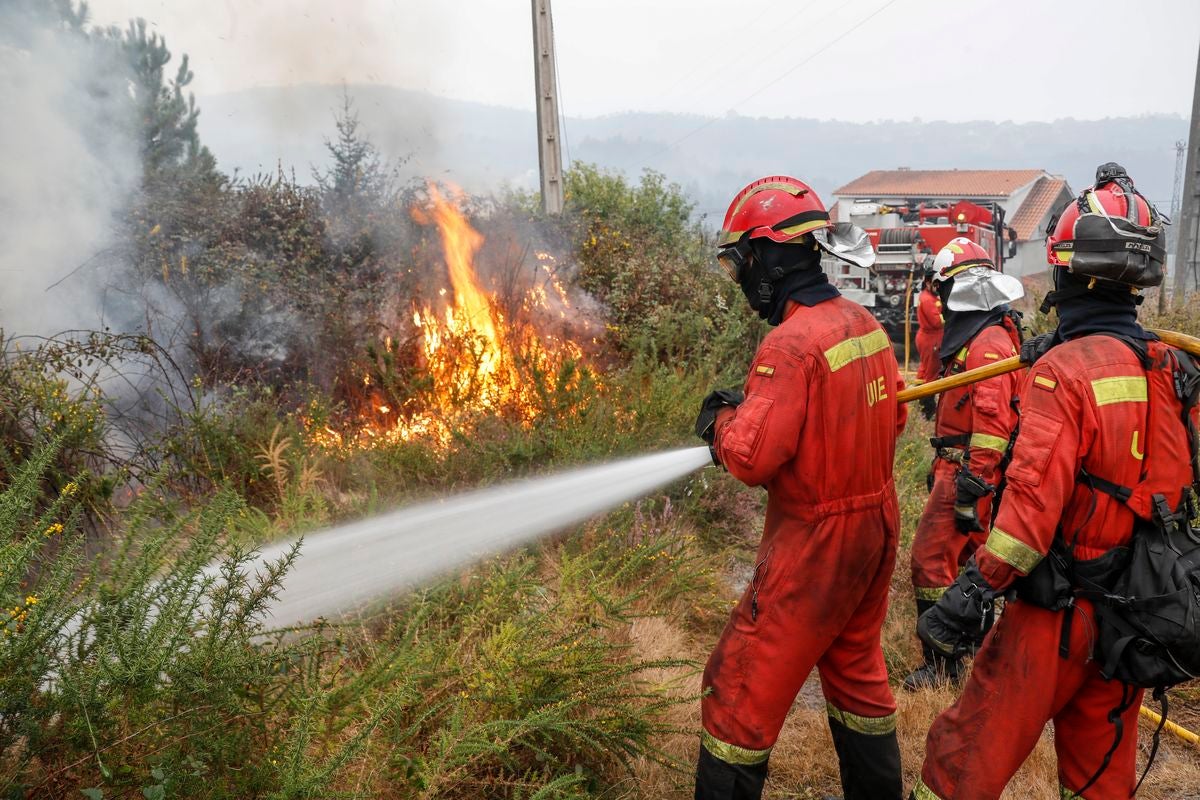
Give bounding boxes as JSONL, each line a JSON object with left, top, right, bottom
{"left": 716, "top": 239, "right": 753, "bottom": 282}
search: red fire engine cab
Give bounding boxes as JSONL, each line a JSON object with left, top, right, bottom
{"left": 824, "top": 199, "right": 1016, "bottom": 346}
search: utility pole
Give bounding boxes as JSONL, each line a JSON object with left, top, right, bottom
{"left": 1164, "top": 140, "right": 1186, "bottom": 312}
{"left": 531, "top": 0, "right": 564, "bottom": 215}
{"left": 1175, "top": 39, "right": 1200, "bottom": 302}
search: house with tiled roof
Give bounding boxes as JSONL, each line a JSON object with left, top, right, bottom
{"left": 832, "top": 169, "right": 1074, "bottom": 276}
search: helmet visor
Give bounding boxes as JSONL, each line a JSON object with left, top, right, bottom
{"left": 812, "top": 223, "right": 875, "bottom": 269}
{"left": 945, "top": 266, "right": 1025, "bottom": 312}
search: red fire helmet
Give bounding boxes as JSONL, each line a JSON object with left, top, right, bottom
{"left": 931, "top": 237, "right": 993, "bottom": 282}
{"left": 1046, "top": 177, "right": 1161, "bottom": 270}
{"left": 717, "top": 176, "right": 832, "bottom": 248}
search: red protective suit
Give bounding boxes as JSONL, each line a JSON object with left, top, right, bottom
{"left": 702, "top": 296, "right": 906, "bottom": 767}
{"left": 910, "top": 319, "right": 1022, "bottom": 601}
{"left": 915, "top": 335, "right": 1199, "bottom": 800}
{"left": 915, "top": 287, "right": 944, "bottom": 384}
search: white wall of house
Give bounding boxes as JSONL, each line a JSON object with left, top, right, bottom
{"left": 1006, "top": 239, "right": 1051, "bottom": 278}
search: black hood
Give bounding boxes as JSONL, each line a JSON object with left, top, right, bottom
{"left": 1052, "top": 269, "right": 1151, "bottom": 343}
{"left": 939, "top": 307, "right": 1008, "bottom": 364}
{"left": 740, "top": 238, "right": 838, "bottom": 325}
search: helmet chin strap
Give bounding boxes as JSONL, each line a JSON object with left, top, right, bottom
{"left": 757, "top": 278, "right": 774, "bottom": 306}
{"left": 1041, "top": 267, "right": 1145, "bottom": 314}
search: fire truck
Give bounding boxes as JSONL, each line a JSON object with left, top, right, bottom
{"left": 823, "top": 199, "right": 1016, "bottom": 347}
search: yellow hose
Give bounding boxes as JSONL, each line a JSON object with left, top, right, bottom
{"left": 903, "top": 269, "right": 915, "bottom": 375}
{"left": 1139, "top": 704, "right": 1200, "bottom": 747}
{"left": 896, "top": 328, "right": 1200, "bottom": 404}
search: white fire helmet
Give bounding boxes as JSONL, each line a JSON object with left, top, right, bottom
{"left": 932, "top": 237, "right": 1024, "bottom": 312}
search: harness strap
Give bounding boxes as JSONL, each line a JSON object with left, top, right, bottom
{"left": 1058, "top": 602, "right": 1074, "bottom": 660}
{"left": 1080, "top": 468, "right": 1134, "bottom": 504}
{"left": 1134, "top": 690, "right": 1169, "bottom": 796}
{"left": 929, "top": 433, "right": 970, "bottom": 449}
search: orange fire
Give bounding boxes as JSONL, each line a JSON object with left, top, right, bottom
{"left": 308, "top": 184, "right": 591, "bottom": 451}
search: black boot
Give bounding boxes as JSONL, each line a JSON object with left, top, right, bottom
{"left": 694, "top": 743, "right": 768, "bottom": 800}
{"left": 903, "top": 598, "right": 963, "bottom": 691}
{"left": 827, "top": 714, "right": 902, "bottom": 800}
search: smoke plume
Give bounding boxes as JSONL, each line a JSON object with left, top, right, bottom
{"left": 0, "top": 3, "right": 139, "bottom": 338}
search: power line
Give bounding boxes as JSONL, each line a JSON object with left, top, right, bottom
{"left": 550, "top": 3, "right": 571, "bottom": 169}
{"left": 647, "top": 0, "right": 816, "bottom": 109}
{"left": 663, "top": 0, "right": 900, "bottom": 151}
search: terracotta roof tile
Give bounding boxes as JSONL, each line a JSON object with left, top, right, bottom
{"left": 833, "top": 169, "right": 1047, "bottom": 198}
{"left": 1009, "top": 177, "right": 1070, "bottom": 241}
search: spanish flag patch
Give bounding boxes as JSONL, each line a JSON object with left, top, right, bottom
{"left": 755, "top": 364, "right": 775, "bottom": 377}
{"left": 1033, "top": 374, "right": 1057, "bottom": 392}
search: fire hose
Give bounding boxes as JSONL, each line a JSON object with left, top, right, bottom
{"left": 896, "top": 329, "right": 1200, "bottom": 404}
{"left": 897, "top": 327, "right": 1200, "bottom": 749}
{"left": 1139, "top": 705, "right": 1200, "bottom": 748}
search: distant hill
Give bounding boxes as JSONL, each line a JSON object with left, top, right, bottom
{"left": 198, "top": 84, "right": 1187, "bottom": 225}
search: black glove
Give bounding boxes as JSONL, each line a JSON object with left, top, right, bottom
{"left": 1019, "top": 331, "right": 1057, "bottom": 365}
{"left": 696, "top": 389, "right": 744, "bottom": 465}
{"left": 953, "top": 466, "right": 994, "bottom": 534}
{"left": 917, "top": 561, "right": 998, "bottom": 659}
{"left": 695, "top": 389, "right": 743, "bottom": 444}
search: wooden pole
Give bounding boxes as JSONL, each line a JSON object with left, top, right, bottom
{"left": 896, "top": 329, "right": 1200, "bottom": 404}
{"left": 531, "top": 0, "right": 564, "bottom": 215}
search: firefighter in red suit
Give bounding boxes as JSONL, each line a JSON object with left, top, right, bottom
{"left": 694, "top": 176, "right": 907, "bottom": 800}
{"left": 914, "top": 267, "right": 944, "bottom": 420}
{"left": 903, "top": 238, "right": 1025, "bottom": 690}
{"left": 913, "top": 165, "right": 1189, "bottom": 799}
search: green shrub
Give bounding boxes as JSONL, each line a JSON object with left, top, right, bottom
{"left": 0, "top": 439, "right": 345, "bottom": 799}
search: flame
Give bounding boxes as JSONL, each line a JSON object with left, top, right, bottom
{"left": 307, "top": 184, "right": 593, "bottom": 451}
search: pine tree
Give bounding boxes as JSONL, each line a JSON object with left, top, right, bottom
{"left": 314, "top": 89, "right": 397, "bottom": 219}
{"left": 106, "top": 17, "right": 215, "bottom": 181}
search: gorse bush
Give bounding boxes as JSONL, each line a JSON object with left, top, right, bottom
{"left": 0, "top": 436, "right": 732, "bottom": 799}
{"left": 0, "top": 438, "right": 325, "bottom": 799}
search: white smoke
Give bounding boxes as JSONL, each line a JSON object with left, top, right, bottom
{"left": 0, "top": 5, "right": 140, "bottom": 338}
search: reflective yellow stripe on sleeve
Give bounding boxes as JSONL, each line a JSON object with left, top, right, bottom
{"left": 1091, "top": 376, "right": 1147, "bottom": 407}
{"left": 969, "top": 433, "right": 1009, "bottom": 453}
{"left": 823, "top": 329, "right": 891, "bottom": 373}
{"left": 825, "top": 703, "right": 897, "bottom": 735}
{"left": 984, "top": 527, "right": 1043, "bottom": 574}
{"left": 700, "top": 730, "right": 771, "bottom": 766}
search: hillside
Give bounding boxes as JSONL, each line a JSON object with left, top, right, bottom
{"left": 198, "top": 83, "right": 1188, "bottom": 221}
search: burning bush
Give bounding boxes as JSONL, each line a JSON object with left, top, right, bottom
{"left": 312, "top": 183, "right": 603, "bottom": 451}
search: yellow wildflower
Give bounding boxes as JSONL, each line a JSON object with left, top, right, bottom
{"left": 61, "top": 481, "right": 78, "bottom": 496}
{"left": 44, "top": 522, "right": 64, "bottom": 537}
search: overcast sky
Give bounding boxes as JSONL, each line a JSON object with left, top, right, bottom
{"left": 86, "top": 0, "right": 1200, "bottom": 122}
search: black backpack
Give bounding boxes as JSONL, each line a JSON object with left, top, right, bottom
{"left": 1015, "top": 341, "right": 1200, "bottom": 796}
{"left": 1077, "top": 345, "right": 1200, "bottom": 690}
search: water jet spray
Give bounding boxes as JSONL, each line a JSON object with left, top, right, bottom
{"left": 254, "top": 446, "right": 713, "bottom": 627}
{"left": 255, "top": 328, "right": 1200, "bottom": 628}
